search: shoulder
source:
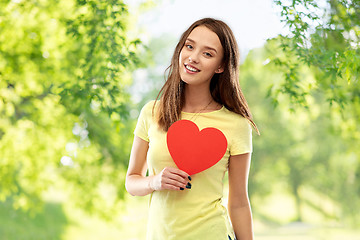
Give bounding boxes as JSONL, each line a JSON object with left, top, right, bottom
{"left": 138, "top": 100, "right": 159, "bottom": 121}
{"left": 142, "top": 100, "right": 156, "bottom": 110}
{"left": 218, "top": 107, "right": 253, "bottom": 137}
{"left": 140, "top": 100, "right": 158, "bottom": 113}
{"left": 222, "top": 107, "right": 252, "bottom": 129}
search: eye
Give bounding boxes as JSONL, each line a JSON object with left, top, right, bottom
{"left": 204, "top": 52, "right": 212, "bottom": 57}
{"left": 185, "top": 44, "right": 193, "bottom": 50}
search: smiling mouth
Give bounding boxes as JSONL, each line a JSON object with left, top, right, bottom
{"left": 184, "top": 64, "right": 200, "bottom": 73}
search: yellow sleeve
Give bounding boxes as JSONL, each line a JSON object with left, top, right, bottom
{"left": 229, "top": 117, "right": 253, "bottom": 155}
{"left": 134, "top": 101, "right": 154, "bottom": 142}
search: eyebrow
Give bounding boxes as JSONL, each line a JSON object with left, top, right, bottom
{"left": 186, "top": 38, "right": 218, "bottom": 53}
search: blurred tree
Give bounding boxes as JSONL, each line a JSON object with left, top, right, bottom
{"left": 270, "top": 0, "right": 359, "bottom": 109}
{"left": 129, "top": 33, "right": 178, "bottom": 111}
{"left": 267, "top": 0, "right": 360, "bottom": 225}
{"left": 0, "top": 0, "right": 144, "bottom": 219}
{"left": 243, "top": 40, "right": 360, "bottom": 225}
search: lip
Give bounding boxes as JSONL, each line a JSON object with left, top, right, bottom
{"left": 184, "top": 63, "right": 200, "bottom": 74}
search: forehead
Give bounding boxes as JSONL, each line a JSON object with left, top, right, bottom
{"left": 186, "top": 26, "right": 222, "bottom": 51}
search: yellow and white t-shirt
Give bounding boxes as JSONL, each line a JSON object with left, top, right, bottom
{"left": 134, "top": 101, "right": 252, "bottom": 240}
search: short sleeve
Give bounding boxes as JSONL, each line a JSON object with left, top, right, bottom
{"left": 134, "top": 101, "right": 154, "bottom": 142}
{"left": 229, "top": 117, "right": 253, "bottom": 155}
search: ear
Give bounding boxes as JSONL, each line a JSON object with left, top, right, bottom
{"left": 215, "top": 65, "right": 224, "bottom": 74}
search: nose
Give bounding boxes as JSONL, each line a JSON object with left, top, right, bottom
{"left": 189, "top": 52, "right": 199, "bottom": 64}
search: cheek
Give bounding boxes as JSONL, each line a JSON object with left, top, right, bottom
{"left": 207, "top": 61, "right": 221, "bottom": 72}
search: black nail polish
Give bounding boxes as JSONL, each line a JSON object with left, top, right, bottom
{"left": 186, "top": 182, "right": 192, "bottom": 189}
{"left": 180, "top": 187, "right": 184, "bottom": 190}
{"left": 188, "top": 176, "right": 192, "bottom": 181}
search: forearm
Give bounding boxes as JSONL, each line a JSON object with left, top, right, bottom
{"left": 125, "top": 174, "right": 155, "bottom": 196}
{"left": 228, "top": 203, "right": 254, "bottom": 240}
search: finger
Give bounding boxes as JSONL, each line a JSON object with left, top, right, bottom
{"left": 163, "top": 183, "right": 183, "bottom": 191}
{"left": 166, "top": 173, "right": 188, "bottom": 185}
{"left": 168, "top": 168, "right": 190, "bottom": 180}
{"left": 163, "top": 178, "right": 187, "bottom": 189}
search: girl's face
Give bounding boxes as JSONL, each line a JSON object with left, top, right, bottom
{"left": 179, "top": 26, "right": 224, "bottom": 87}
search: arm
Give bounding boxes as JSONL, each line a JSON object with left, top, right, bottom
{"left": 125, "top": 136, "right": 152, "bottom": 196}
{"left": 125, "top": 136, "right": 190, "bottom": 196}
{"left": 228, "top": 152, "right": 254, "bottom": 240}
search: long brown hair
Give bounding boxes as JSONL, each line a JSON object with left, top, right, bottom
{"left": 154, "top": 18, "right": 259, "bottom": 134}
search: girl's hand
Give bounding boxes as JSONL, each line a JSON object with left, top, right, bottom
{"left": 149, "top": 167, "right": 191, "bottom": 191}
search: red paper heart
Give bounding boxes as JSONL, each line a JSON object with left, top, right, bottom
{"left": 167, "top": 120, "right": 228, "bottom": 175}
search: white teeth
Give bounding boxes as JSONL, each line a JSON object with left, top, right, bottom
{"left": 185, "top": 65, "right": 199, "bottom": 72}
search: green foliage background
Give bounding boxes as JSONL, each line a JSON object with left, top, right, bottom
{"left": 0, "top": 0, "right": 142, "bottom": 218}
{"left": 0, "top": 0, "right": 359, "bottom": 239}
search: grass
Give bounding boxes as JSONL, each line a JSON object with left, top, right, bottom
{"left": 1, "top": 190, "right": 359, "bottom": 240}
{"left": 0, "top": 199, "right": 68, "bottom": 240}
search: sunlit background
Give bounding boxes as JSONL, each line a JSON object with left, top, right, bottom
{"left": 1, "top": 0, "right": 359, "bottom": 239}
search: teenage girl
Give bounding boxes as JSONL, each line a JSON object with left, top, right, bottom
{"left": 126, "top": 18, "right": 258, "bottom": 240}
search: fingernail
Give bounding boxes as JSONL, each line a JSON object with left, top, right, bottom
{"left": 188, "top": 176, "right": 192, "bottom": 181}
{"left": 180, "top": 187, "right": 184, "bottom": 190}
{"left": 186, "top": 182, "right": 192, "bottom": 189}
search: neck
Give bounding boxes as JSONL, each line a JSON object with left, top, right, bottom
{"left": 182, "top": 83, "right": 214, "bottom": 112}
